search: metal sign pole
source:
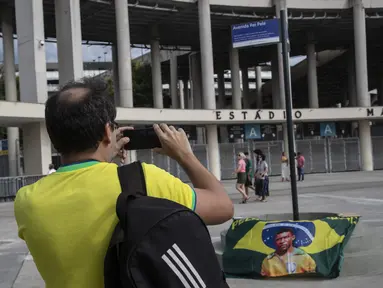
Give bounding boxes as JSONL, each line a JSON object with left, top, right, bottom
{"left": 279, "top": 9, "right": 300, "bottom": 221}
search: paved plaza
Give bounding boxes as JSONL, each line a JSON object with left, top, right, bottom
{"left": 1, "top": 171, "right": 383, "bottom": 287}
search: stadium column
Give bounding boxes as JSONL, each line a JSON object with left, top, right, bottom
{"left": 55, "top": 0, "right": 84, "bottom": 85}
{"left": 2, "top": 8, "right": 20, "bottom": 176}
{"left": 255, "top": 66, "right": 263, "bottom": 108}
{"left": 189, "top": 52, "right": 204, "bottom": 143}
{"left": 348, "top": 47, "right": 357, "bottom": 108}
{"left": 342, "top": 90, "right": 348, "bottom": 107}
{"left": 112, "top": 44, "right": 120, "bottom": 106}
{"left": 348, "top": 47, "right": 358, "bottom": 137}
{"left": 179, "top": 80, "right": 185, "bottom": 109}
{"left": 217, "top": 64, "right": 225, "bottom": 109}
{"left": 15, "top": 0, "right": 52, "bottom": 175}
{"left": 217, "top": 62, "right": 229, "bottom": 142}
{"left": 353, "top": 0, "right": 373, "bottom": 171}
{"left": 170, "top": 53, "right": 179, "bottom": 108}
{"left": 378, "top": 70, "right": 383, "bottom": 106}
{"left": 307, "top": 34, "right": 319, "bottom": 108}
{"left": 150, "top": 26, "right": 163, "bottom": 109}
{"left": 275, "top": 0, "right": 291, "bottom": 155}
{"left": 241, "top": 66, "right": 250, "bottom": 108}
{"left": 189, "top": 53, "right": 197, "bottom": 110}
{"left": 198, "top": 0, "right": 221, "bottom": 180}
{"left": 271, "top": 52, "right": 280, "bottom": 109}
{"left": 229, "top": 47, "right": 242, "bottom": 109}
{"left": 182, "top": 77, "right": 189, "bottom": 108}
{"left": 115, "top": 0, "right": 136, "bottom": 162}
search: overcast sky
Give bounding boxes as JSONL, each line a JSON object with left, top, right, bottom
{"left": 0, "top": 38, "right": 304, "bottom": 66}
{"left": 0, "top": 39, "right": 149, "bottom": 63}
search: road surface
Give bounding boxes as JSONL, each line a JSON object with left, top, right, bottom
{"left": 1, "top": 171, "right": 383, "bottom": 288}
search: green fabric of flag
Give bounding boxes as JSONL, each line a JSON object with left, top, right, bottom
{"left": 222, "top": 216, "right": 359, "bottom": 279}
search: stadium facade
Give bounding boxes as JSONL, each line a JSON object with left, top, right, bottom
{"left": 0, "top": 0, "right": 382, "bottom": 180}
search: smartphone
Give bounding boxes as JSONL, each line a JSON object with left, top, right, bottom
{"left": 123, "top": 128, "right": 162, "bottom": 150}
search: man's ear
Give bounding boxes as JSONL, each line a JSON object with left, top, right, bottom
{"left": 102, "top": 123, "right": 112, "bottom": 145}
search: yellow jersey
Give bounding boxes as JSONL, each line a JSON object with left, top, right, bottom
{"left": 14, "top": 160, "right": 196, "bottom": 288}
{"left": 261, "top": 247, "right": 316, "bottom": 277}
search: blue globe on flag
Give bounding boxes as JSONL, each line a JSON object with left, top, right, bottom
{"left": 262, "top": 221, "right": 316, "bottom": 250}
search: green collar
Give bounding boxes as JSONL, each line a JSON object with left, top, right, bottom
{"left": 57, "top": 160, "right": 100, "bottom": 172}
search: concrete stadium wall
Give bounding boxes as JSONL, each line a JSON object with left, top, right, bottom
{"left": 173, "top": 0, "right": 383, "bottom": 9}
{"left": 1, "top": 100, "right": 383, "bottom": 126}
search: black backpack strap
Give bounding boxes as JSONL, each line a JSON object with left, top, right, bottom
{"left": 109, "top": 161, "right": 147, "bottom": 248}
{"left": 117, "top": 160, "right": 147, "bottom": 199}
{"left": 105, "top": 161, "right": 149, "bottom": 288}
{"left": 116, "top": 161, "right": 147, "bottom": 224}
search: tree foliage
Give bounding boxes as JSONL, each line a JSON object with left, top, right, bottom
{"left": 132, "top": 61, "right": 153, "bottom": 107}
{"left": 106, "top": 61, "right": 154, "bottom": 107}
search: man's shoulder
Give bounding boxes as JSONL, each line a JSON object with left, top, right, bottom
{"left": 15, "top": 184, "right": 29, "bottom": 203}
{"left": 140, "top": 162, "right": 195, "bottom": 210}
{"left": 17, "top": 162, "right": 119, "bottom": 199}
{"left": 14, "top": 180, "right": 42, "bottom": 215}
{"left": 141, "top": 162, "right": 185, "bottom": 187}
{"left": 15, "top": 176, "right": 45, "bottom": 198}
{"left": 141, "top": 162, "right": 173, "bottom": 178}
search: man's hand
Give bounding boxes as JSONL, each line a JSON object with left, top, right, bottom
{"left": 153, "top": 123, "right": 193, "bottom": 163}
{"left": 112, "top": 126, "right": 133, "bottom": 163}
{"left": 153, "top": 123, "right": 233, "bottom": 225}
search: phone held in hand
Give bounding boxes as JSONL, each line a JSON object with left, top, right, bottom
{"left": 123, "top": 128, "right": 162, "bottom": 150}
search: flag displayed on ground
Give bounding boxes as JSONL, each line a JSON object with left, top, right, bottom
{"left": 222, "top": 216, "right": 359, "bottom": 279}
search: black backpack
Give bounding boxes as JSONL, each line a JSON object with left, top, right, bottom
{"left": 104, "top": 161, "right": 229, "bottom": 288}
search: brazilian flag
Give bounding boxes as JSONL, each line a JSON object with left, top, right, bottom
{"left": 222, "top": 216, "right": 359, "bottom": 279}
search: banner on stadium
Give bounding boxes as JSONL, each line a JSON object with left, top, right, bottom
{"left": 222, "top": 216, "right": 359, "bottom": 278}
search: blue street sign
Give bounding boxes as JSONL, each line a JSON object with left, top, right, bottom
{"left": 0, "top": 139, "right": 8, "bottom": 156}
{"left": 320, "top": 122, "right": 336, "bottom": 137}
{"left": 245, "top": 124, "right": 261, "bottom": 140}
{"left": 231, "top": 19, "right": 281, "bottom": 49}
{"left": 0, "top": 139, "right": 8, "bottom": 150}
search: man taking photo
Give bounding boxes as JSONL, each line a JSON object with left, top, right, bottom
{"left": 14, "top": 77, "right": 233, "bottom": 288}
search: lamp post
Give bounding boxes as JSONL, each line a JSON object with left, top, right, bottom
{"left": 280, "top": 8, "right": 300, "bottom": 221}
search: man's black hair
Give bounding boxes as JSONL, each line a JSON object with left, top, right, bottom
{"left": 49, "top": 164, "right": 55, "bottom": 170}
{"left": 253, "top": 149, "right": 262, "bottom": 155}
{"left": 45, "top": 77, "right": 116, "bottom": 155}
{"left": 276, "top": 228, "right": 294, "bottom": 236}
{"left": 244, "top": 152, "right": 249, "bottom": 156}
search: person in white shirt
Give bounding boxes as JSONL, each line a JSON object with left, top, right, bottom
{"left": 48, "top": 164, "right": 56, "bottom": 175}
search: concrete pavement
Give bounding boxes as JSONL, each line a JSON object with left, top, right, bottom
{"left": 0, "top": 203, "right": 29, "bottom": 288}
{"left": 1, "top": 171, "right": 383, "bottom": 287}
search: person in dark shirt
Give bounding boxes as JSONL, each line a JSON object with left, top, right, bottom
{"left": 244, "top": 152, "right": 254, "bottom": 196}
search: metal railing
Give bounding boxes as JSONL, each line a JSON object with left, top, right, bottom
{"left": 137, "top": 137, "right": 365, "bottom": 181}
{"left": 1, "top": 136, "right": 383, "bottom": 201}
